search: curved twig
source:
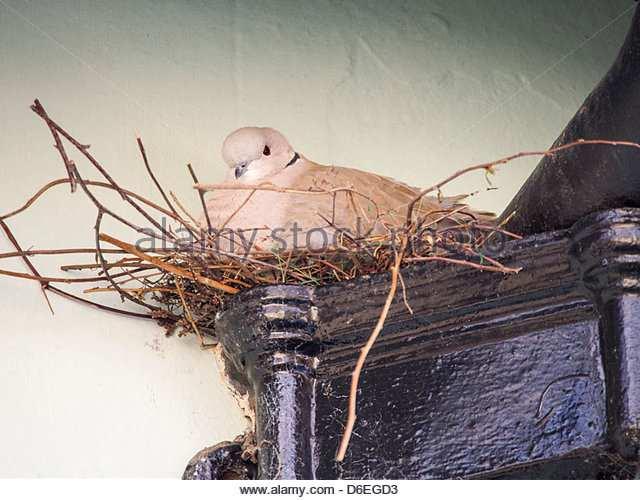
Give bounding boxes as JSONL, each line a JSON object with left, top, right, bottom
{"left": 94, "top": 211, "right": 161, "bottom": 311}
{"left": 405, "top": 139, "right": 640, "bottom": 225}
{"left": 335, "top": 237, "right": 407, "bottom": 462}
{"left": 0, "top": 178, "right": 200, "bottom": 240}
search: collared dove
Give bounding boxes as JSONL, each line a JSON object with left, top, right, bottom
{"left": 201, "top": 127, "right": 491, "bottom": 254}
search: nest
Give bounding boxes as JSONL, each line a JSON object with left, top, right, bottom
{"left": 3, "top": 100, "right": 635, "bottom": 461}
{"left": 0, "top": 100, "right": 523, "bottom": 340}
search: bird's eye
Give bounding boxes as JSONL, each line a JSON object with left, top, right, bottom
{"left": 263, "top": 145, "right": 271, "bottom": 156}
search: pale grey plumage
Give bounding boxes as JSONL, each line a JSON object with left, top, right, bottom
{"left": 202, "top": 127, "right": 489, "bottom": 254}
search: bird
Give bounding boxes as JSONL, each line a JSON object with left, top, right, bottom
{"left": 200, "top": 127, "right": 491, "bottom": 255}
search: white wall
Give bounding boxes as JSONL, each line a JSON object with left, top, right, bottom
{"left": 0, "top": 0, "right": 633, "bottom": 477}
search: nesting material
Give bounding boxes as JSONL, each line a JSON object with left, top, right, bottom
{"left": 4, "top": 100, "right": 633, "bottom": 463}
{"left": 0, "top": 101, "right": 523, "bottom": 340}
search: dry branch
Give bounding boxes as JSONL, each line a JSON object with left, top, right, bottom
{"left": 405, "top": 139, "right": 640, "bottom": 225}
{"left": 335, "top": 238, "right": 406, "bottom": 462}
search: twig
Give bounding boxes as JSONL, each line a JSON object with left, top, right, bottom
{"left": 0, "top": 248, "right": 129, "bottom": 259}
{"left": 84, "top": 286, "right": 178, "bottom": 295}
{"left": 136, "top": 138, "right": 201, "bottom": 243}
{"left": 0, "top": 178, "right": 198, "bottom": 238}
{"left": 31, "top": 100, "right": 77, "bottom": 192}
{"left": 46, "top": 285, "right": 153, "bottom": 319}
{"left": 188, "top": 164, "right": 212, "bottom": 234}
{"left": 99, "top": 233, "right": 239, "bottom": 294}
{"left": 94, "top": 210, "right": 160, "bottom": 310}
{"left": 0, "top": 219, "right": 54, "bottom": 314}
{"left": 0, "top": 267, "right": 136, "bottom": 284}
{"left": 137, "top": 137, "right": 178, "bottom": 215}
{"left": 397, "top": 270, "right": 413, "bottom": 315}
{"left": 195, "top": 182, "right": 382, "bottom": 219}
{"left": 60, "top": 261, "right": 151, "bottom": 272}
{"left": 169, "top": 191, "right": 200, "bottom": 228}
{"left": 472, "top": 223, "right": 522, "bottom": 240}
{"left": 112, "top": 270, "right": 165, "bottom": 287}
{"left": 404, "top": 255, "right": 521, "bottom": 273}
{"left": 174, "top": 277, "right": 217, "bottom": 349}
{"left": 335, "top": 237, "right": 406, "bottom": 462}
{"left": 405, "top": 139, "right": 640, "bottom": 225}
{"left": 31, "top": 100, "right": 176, "bottom": 241}
{"left": 221, "top": 189, "right": 257, "bottom": 229}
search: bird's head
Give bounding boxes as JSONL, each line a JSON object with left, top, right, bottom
{"left": 221, "top": 127, "right": 300, "bottom": 183}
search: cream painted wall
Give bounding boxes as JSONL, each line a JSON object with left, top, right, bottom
{"left": 0, "top": 0, "right": 634, "bottom": 477}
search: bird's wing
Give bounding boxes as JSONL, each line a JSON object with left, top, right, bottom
{"left": 200, "top": 160, "right": 494, "bottom": 254}
{"left": 283, "top": 161, "right": 492, "bottom": 229}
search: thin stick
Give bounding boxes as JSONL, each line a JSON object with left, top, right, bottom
{"left": 94, "top": 211, "right": 160, "bottom": 311}
{"left": 472, "top": 223, "right": 522, "bottom": 240}
{"left": 174, "top": 277, "right": 216, "bottom": 349}
{"left": 335, "top": 239, "right": 405, "bottom": 462}
{"left": 46, "top": 285, "right": 153, "bottom": 319}
{"left": 397, "top": 270, "right": 413, "bottom": 315}
{"left": 84, "top": 286, "right": 180, "bottom": 295}
{"left": 112, "top": 270, "right": 165, "bottom": 287}
{"left": 188, "top": 164, "right": 212, "bottom": 234}
{"left": 0, "top": 178, "right": 75, "bottom": 220}
{"left": 195, "top": 182, "right": 382, "bottom": 219}
{"left": 0, "top": 178, "right": 197, "bottom": 236}
{"left": 60, "top": 261, "right": 151, "bottom": 272}
{"left": 169, "top": 191, "right": 200, "bottom": 228}
{"left": 136, "top": 137, "right": 178, "bottom": 216}
{"left": 99, "top": 233, "right": 239, "bottom": 294}
{"left": 0, "top": 219, "right": 54, "bottom": 314}
{"left": 0, "top": 248, "right": 129, "bottom": 259}
{"left": 136, "top": 137, "right": 200, "bottom": 243}
{"left": 0, "top": 267, "right": 129, "bottom": 284}
{"left": 31, "top": 100, "right": 176, "bottom": 241}
{"left": 405, "top": 139, "right": 640, "bottom": 225}
{"left": 404, "top": 255, "right": 521, "bottom": 273}
{"left": 220, "top": 189, "right": 257, "bottom": 229}
{"left": 31, "top": 100, "right": 77, "bottom": 192}
{"left": 197, "top": 182, "right": 362, "bottom": 196}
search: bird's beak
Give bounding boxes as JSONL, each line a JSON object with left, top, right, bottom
{"left": 234, "top": 163, "right": 248, "bottom": 179}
